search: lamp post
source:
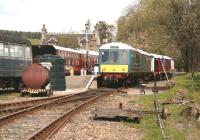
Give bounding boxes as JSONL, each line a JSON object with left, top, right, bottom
{"left": 85, "top": 23, "right": 90, "bottom": 75}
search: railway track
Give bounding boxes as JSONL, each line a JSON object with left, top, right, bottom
{"left": 0, "top": 94, "right": 70, "bottom": 117}
{"left": 0, "top": 89, "right": 116, "bottom": 140}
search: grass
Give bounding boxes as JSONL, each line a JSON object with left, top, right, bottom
{"left": 0, "top": 92, "right": 21, "bottom": 101}
{"left": 127, "top": 73, "right": 200, "bottom": 140}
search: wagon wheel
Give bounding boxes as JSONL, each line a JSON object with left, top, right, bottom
{"left": 47, "top": 89, "right": 53, "bottom": 97}
{"left": 14, "top": 78, "right": 20, "bottom": 92}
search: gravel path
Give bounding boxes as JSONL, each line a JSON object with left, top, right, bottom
{"left": 51, "top": 92, "right": 143, "bottom": 140}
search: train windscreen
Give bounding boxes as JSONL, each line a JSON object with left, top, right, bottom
{"left": 101, "top": 50, "right": 128, "bottom": 64}
{"left": 118, "top": 50, "right": 128, "bottom": 64}
{"left": 101, "top": 50, "right": 109, "bottom": 63}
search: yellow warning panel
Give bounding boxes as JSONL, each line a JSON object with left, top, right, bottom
{"left": 100, "top": 65, "right": 128, "bottom": 73}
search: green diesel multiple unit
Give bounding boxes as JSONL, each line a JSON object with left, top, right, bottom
{"left": 98, "top": 42, "right": 156, "bottom": 87}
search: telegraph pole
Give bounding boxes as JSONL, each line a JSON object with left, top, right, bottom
{"left": 85, "top": 21, "right": 90, "bottom": 75}
{"left": 40, "top": 24, "right": 47, "bottom": 45}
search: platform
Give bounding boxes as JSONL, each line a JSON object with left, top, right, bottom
{"left": 65, "top": 75, "right": 97, "bottom": 89}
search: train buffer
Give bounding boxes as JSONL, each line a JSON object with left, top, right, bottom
{"left": 93, "top": 107, "right": 143, "bottom": 123}
{"left": 140, "top": 83, "right": 146, "bottom": 95}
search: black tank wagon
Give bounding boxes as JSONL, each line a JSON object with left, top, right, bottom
{"left": 0, "top": 34, "right": 32, "bottom": 91}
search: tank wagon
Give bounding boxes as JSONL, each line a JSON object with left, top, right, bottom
{"left": 97, "top": 42, "right": 174, "bottom": 87}
{"left": 21, "top": 44, "right": 98, "bottom": 96}
{"left": 0, "top": 34, "right": 32, "bottom": 91}
{"left": 32, "top": 45, "right": 98, "bottom": 75}
{"left": 21, "top": 54, "right": 66, "bottom": 96}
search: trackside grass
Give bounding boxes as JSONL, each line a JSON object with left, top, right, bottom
{"left": 0, "top": 93, "right": 21, "bottom": 101}
{"left": 127, "top": 74, "right": 200, "bottom": 140}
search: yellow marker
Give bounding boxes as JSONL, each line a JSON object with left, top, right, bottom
{"left": 101, "top": 65, "right": 128, "bottom": 73}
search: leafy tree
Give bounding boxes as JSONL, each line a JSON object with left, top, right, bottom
{"left": 117, "top": 0, "right": 200, "bottom": 76}
{"left": 94, "top": 21, "right": 115, "bottom": 44}
{"left": 150, "top": 0, "right": 200, "bottom": 75}
{"left": 0, "top": 30, "right": 41, "bottom": 39}
{"left": 57, "top": 34, "right": 79, "bottom": 49}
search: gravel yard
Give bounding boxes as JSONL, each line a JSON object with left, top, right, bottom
{"left": 0, "top": 80, "right": 169, "bottom": 140}
{"left": 50, "top": 91, "right": 144, "bottom": 140}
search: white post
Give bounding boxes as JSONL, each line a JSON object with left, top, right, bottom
{"left": 160, "top": 56, "right": 170, "bottom": 84}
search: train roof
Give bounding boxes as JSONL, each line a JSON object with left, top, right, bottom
{"left": 79, "top": 49, "right": 99, "bottom": 56}
{"left": 99, "top": 42, "right": 153, "bottom": 56}
{"left": 136, "top": 49, "right": 152, "bottom": 56}
{"left": 99, "top": 42, "right": 174, "bottom": 60}
{"left": 54, "top": 45, "right": 98, "bottom": 56}
{"left": 99, "top": 42, "right": 137, "bottom": 51}
{"left": 54, "top": 45, "right": 80, "bottom": 53}
{"left": 32, "top": 45, "right": 99, "bottom": 57}
{"left": 151, "top": 53, "right": 172, "bottom": 60}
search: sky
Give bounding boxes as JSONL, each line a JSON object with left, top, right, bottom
{"left": 0, "top": 0, "right": 139, "bottom": 33}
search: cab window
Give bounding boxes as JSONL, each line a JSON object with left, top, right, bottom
{"left": 119, "top": 50, "right": 128, "bottom": 64}
{"left": 101, "top": 50, "right": 109, "bottom": 63}
{"left": 110, "top": 50, "right": 118, "bottom": 64}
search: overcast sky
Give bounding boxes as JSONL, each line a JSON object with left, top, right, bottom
{"left": 0, "top": 0, "right": 139, "bottom": 33}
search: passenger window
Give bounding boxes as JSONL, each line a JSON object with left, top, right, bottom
{"left": 18, "top": 46, "right": 23, "bottom": 58}
{"left": 136, "top": 53, "right": 140, "bottom": 63}
{"left": 0, "top": 43, "right": 3, "bottom": 56}
{"left": 10, "top": 45, "right": 15, "bottom": 57}
{"left": 25, "top": 47, "right": 31, "bottom": 59}
{"left": 4, "top": 44, "right": 9, "bottom": 56}
{"left": 14, "top": 45, "right": 19, "bottom": 57}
